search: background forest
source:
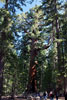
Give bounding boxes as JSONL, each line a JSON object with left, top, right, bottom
{"left": 0, "top": 0, "right": 67, "bottom": 99}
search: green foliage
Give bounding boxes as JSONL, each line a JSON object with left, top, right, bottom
{"left": 0, "top": 0, "right": 67, "bottom": 96}
{"left": 0, "top": 0, "right": 5, "bottom": 2}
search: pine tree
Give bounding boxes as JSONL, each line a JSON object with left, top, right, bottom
{"left": 0, "top": 1, "right": 9, "bottom": 99}
{"left": 61, "top": 1, "right": 67, "bottom": 93}
{"left": 0, "top": 0, "right": 31, "bottom": 99}
{"left": 41, "top": 0, "right": 67, "bottom": 93}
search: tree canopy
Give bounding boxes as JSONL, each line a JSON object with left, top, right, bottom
{"left": 0, "top": 0, "right": 67, "bottom": 99}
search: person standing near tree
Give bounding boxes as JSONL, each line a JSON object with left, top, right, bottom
{"left": 56, "top": 92, "right": 59, "bottom": 100}
{"left": 65, "top": 92, "right": 67, "bottom": 100}
{"left": 43, "top": 92, "right": 46, "bottom": 100}
{"left": 49, "top": 91, "right": 54, "bottom": 100}
{"left": 43, "top": 91, "right": 48, "bottom": 100}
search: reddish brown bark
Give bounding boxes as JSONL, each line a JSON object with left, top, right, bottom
{"left": 26, "top": 38, "right": 50, "bottom": 93}
{"left": 27, "top": 40, "right": 38, "bottom": 93}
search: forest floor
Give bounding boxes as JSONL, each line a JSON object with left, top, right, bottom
{"left": 1, "top": 97, "right": 65, "bottom": 100}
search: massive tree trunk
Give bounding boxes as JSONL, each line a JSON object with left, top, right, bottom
{"left": 26, "top": 40, "right": 38, "bottom": 93}
{"left": 26, "top": 38, "right": 50, "bottom": 93}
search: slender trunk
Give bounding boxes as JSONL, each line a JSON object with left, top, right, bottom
{"left": 10, "top": 74, "right": 16, "bottom": 100}
{"left": 52, "top": 21, "right": 56, "bottom": 69}
{"left": 10, "top": 82, "right": 15, "bottom": 100}
{"left": 0, "top": 34, "right": 5, "bottom": 100}
{"left": 40, "top": 65, "right": 43, "bottom": 91}
{"left": 64, "top": 77, "right": 67, "bottom": 94}
{"left": 55, "top": 0, "right": 61, "bottom": 71}
{"left": 56, "top": 18, "right": 61, "bottom": 71}
{"left": 5, "top": 0, "right": 8, "bottom": 9}
{"left": 65, "top": 78, "right": 67, "bottom": 93}
{"left": 62, "top": 43, "right": 67, "bottom": 94}
{"left": 0, "top": 57, "right": 4, "bottom": 100}
{"left": 52, "top": 21, "right": 55, "bottom": 42}
{"left": 0, "top": 1, "right": 8, "bottom": 100}
{"left": 62, "top": 44, "right": 65, "bottom": 93}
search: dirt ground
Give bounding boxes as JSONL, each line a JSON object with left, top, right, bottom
{"left": 1, "top": 97, "right": 65, "bottom": 100}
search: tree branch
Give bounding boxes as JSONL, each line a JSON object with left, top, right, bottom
{"left": 43, "top": 44, "right": 50, "bottom": 49}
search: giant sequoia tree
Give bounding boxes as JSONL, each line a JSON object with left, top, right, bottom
{"left": 0, "top": 0, "right": 67, "bottom": 97}
{"left": 16, "top": 6, "right": 51, "bottom": 93}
